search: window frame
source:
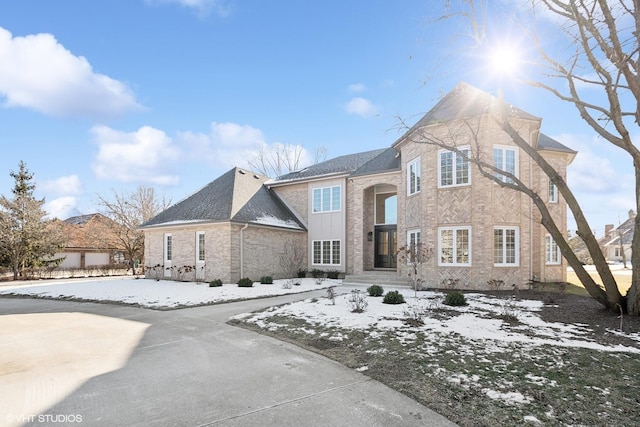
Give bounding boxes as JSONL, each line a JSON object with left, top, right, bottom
{"left": 438, "top": 147, "right": 471, "bottom": 188}
{"left": 312, "top": 239, "right": 341, "bottom": 266}
{"left": 438, "top": 226, "right": 472, "bottom": 266}
{"left": 549, "top": 180, "right": 558, "bottom": 203}
{"left": 196, "top": 231, "right": 205, "bottom": 263}
{"left": 493, "top": 226, "right": 519, "bottom": 267}
{"left": 164, "top": 233, "right": 172, "bottom": 262}
{"left": 493, "top": 146, "right": 518, "bottom": 183}
{"left": 406, "top": 229, "right": 421, "bottom": 264}
{"left": 545, "top": 235, "right": 562, "bottom": 265}
{"left": 407, "top": 157, "right": 421, "bottom": 196}
{"left": 312, "top": 185, "right": 341, "bottom": 213}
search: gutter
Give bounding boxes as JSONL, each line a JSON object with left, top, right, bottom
{"left": 240, "top": 223, "right": 249, "bottom": 278}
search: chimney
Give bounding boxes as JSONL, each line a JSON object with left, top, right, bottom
{"left": 629, "top": 209, "right": 636, "bottom": 219}
{"left": 605, "top": 224, "right": 614, "bottom": 238}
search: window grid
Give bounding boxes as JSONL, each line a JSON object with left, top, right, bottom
{"left": 439, "top": 227, "right": 471, "bottom": 266}
{"left": 165, "top": 235, "right": 172, "bottom": 261}
{"left": 312, "top": 240, "right": 341, "bottom": 265}
{"left": 408, "top": 158, "right": 421, "bottom": 195}
{"left": 494, "top": 147, "right": 517, "bottom": 183}
{"left": 545, "top": 235, "right": 561, "bottom": 265}
{"left": 494, "top": 227, "right": 519, "bottom": 266}
{"left": 313, "top": 186, "right": 341, "bottom": 213}
{"left": 197, "top": 233, "right": 205, "bottom": 262}
{"left": 439, "top": 149, "right": 470, "bottom": 187}
{"left": 549, "top": 181, "right": 558, "bottom": 203}
{"left": 407, "top": 229, "right": 421, "bottom": 263}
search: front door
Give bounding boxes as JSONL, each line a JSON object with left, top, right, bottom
{"left": 375, "top": 225, "right": 397, "bottom": 269}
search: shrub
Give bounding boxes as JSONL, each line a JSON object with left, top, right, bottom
{"left": 441, "top": 278, "right": 460, "bottom": 290}
{"left": 310, "top": 268, "right": 325, "bottom": 278}
{"left": 383, "top": 290, "right": 405, "bottom": 305}
{"left": 326, "top": 269, "right": 340, "bottom": 279}
{"left": 237, "top": 277, "right": 253, "bottom": 287}
{"left": 209, "top": 279, "right": 223, "bottom": 287}
{"left": 444, "top": 291, "right": 467, "bottom": 306}
{"left": 326, "top": 286, "right": 336, "bottom": 305}
{"left": 487, "top": 279, "right": 505, "bottom": 291}
{"left": 347, "top": 290, "right": 368, "bottom": 313}
{"left": 367, "top": 284, "right": 384, "bottom": 297}
{"left": 260, "top": 275, "right": 273, "bottom": 284}
{"left": 297, "top": 268, "right": 308, "bottom": 278}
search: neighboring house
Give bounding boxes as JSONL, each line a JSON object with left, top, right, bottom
{"left": 54, "top": 213, "right": 124, "bottom": 269}
{"left": 141, "top": 82, "right": 575, "bottom": 287}
{"left": 600, "top": 210, "right": 636, "bottom": 264}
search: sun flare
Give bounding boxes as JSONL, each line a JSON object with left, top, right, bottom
{"left": 488, "top": 44, "right": 522, "bottom": 76}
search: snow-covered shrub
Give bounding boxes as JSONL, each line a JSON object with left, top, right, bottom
{"left": 346, "top": 290, "right": 368, "bottom": 313}
{"left": 326, "top": 286, "right": 336, "bottom": 305}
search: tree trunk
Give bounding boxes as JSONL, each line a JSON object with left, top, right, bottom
{"left": 626, "top": 167, "right": 640, "bottom": 314}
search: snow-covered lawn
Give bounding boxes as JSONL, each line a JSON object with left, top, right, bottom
{"left": 233, "top": 288, "right": 640, "bottom": 426}
{"left": 0, "top": 277, "right": 340, "bottom": 309}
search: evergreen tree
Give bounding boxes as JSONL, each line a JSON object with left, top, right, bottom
{"left": 0, "top": 161, "right": 64, "bottom": 279}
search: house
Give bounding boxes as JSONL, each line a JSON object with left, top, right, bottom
{"left": 54, "top": 213, "right": 125, "bottom": 269}
{"left": 141, "top": 82, "right": 575, "bottom": 288}
{"left": 600, "top": 210, "right": 636, "bottom": 264}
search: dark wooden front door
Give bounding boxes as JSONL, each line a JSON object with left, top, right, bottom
{"left": 375, "top": 225, "right": 397, "bottom": 269}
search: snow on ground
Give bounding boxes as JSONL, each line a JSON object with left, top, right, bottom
{"left": 238, "top": 289, "right": 640, "bottom": 354}
{"left": 0, "top": 277, "right": 340, "bottom": 309}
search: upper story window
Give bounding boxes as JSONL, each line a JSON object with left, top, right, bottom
{"left": 493, "top": 146, "right": 518, "bottom": 183}
{"left": 407, "top": 158, "right": 421, "bottom": 195}
{"left": 439, "top": 148, "right": 471, "bottom": 187}
{"left": 313, "top": 186, "right": 341, "bottom": 213}
{"left": 549, "top": 180, "right": 558, "bottom": 203}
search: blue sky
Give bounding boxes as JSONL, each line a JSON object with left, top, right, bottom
{"left": 0, "top": 0, "right": 634, "bottom": 237}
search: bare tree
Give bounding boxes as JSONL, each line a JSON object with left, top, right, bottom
{"left": 435, "top": 0, "right": 639, "bottom": 313}
{"left": 97, "top": 186, "right": 171, "bottom": 275}
{"left": 397, "top": 241, "right": 433, "bottom": 298}
{"left": 0, "top": 161, "right": 64, "bottom": 279}
{"left": 248, "top": 143, "right": 327, "bottom": 177}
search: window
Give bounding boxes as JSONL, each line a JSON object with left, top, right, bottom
{"left": 439, "top": 148, "right": 470, "bottom": 187}
{"left": 407, "top": 158, "right": 421, "bottom": 195}
{"left": 494, "top": 227, "right": 519, "bottom": 266}
{"left": 313, "top": 186, "right": 341, "bottom": 213}
{"left": 407, "top": 229, "right": 421, "bottom": 263}
{"left": 493, "top": 147, "right": 518, "bottom": 183}
{"left": 545, "top": 235, "right": 561, "bottom": 265}
{"left": 549, "top": 180, "right": 558, "bottom": 203}
{"left": 312, "top": 240, "right": 341, "bottom": 265}
{"left": 196, "top": 232, "right": 205, "bottom": 262}
{"left": 164, "top": 234, "right": 172, "bottom": 261}
{"left": 439, "top": 227, "right": 471, "bottom": 266}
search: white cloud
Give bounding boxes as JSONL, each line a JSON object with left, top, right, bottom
{"left": 348, "top": 83, "right": 367, "bottom": 93}
{"left": 0, "top": 27, "right": 141, "bottom": 118}
{"left": 91, "top": 125, "right": 180, "bottom": 185}
{"left": 44, "top": 196, "right": 78, "bottom": 220}
{"left": 40, "top": 175, "right": 82, "bottom": 196}
{"left": 343, "top": 97, "right": 380, "bottom": 118}
{"left": 178, "top": 122, "right": 267, "bottom": 169}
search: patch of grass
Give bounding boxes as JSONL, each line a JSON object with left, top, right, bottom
{"left": 230, "top": 300, "right": 640, "bottom": 427}
{"left": 566, "top": 268, "right": 632, "bottom": 294}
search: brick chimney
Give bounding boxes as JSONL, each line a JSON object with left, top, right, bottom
{"left": 629, "top": 209, "right": 636, "bottom": 219}
{"left": 604, "top": 224, "right": 614, "bottom": 238}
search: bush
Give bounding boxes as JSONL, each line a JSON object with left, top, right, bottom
{"left": 444, "top": 291, "right": 467, "bottom": 306}
{"left": 209, "top": 279, "right": 223, "bottom": 287}
{"left": 260, "top": 275, "right": 273, "bottom": 284}
{"left": 383, "top": 290, "right": 405, "bottom": 305}
{"left": 326, "top": 269, "right": 340, "bottom": 279}
{"left": 347, "top": 290, "right": 368, "bottom": 313}
{"left": 367, "top": 284, "right": 384, "bottom": 297}
{"left": 297, "top": 268, "right": 308, "bottom": 278}
{"left": 237, "top": 277, "right": 253, "bottom": 287}
{"left": 310, "top": 268, "right": 325, "bottom": 278}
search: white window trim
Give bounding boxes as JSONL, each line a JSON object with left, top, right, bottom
{"left": 494, "top": 226, "right": 520, "bottom": 267}
{"left": 196, "top": 231, "right": 205, "bottom": 264}
{"left": 438, "top": 147, "right": 471, "bottom": 188}
{"left": 493, "top": 145, "right": 519, "bottom": 183}
{"left": 407, "top": 157, "right": 421, "bottom": 196}
{"left": 311, "top": 239, "right": 341, "bottom": 266}
{"left": 312, "top": 185, "right": 342, "bottom": 213}
{"left": 549, "top": 180, "right": 558, "bottom": 204}
{"left": 438, "top": 226, "right": 472, "bottom": 266}
{"left": 545, "top": 235, "right": 562, "bottom": 265}
{"left": 163, "top": 233, "right": 172, "bottom": 277}
{"left": 406, "top": 229, "right": 421, "bottom": 264}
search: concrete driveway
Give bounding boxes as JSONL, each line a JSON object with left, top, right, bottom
{"left": 0, "top": 292, "right": 456, "bottom": 426}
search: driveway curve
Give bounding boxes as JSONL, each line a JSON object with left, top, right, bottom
{"left": 0, "top": 292, "right": 456, "bottom": 426}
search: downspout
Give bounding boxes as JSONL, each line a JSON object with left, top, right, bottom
{"left": 240, "top": 223, "right": 249, "bottom": 278}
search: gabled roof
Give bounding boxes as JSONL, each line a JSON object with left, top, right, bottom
{"left": 537, "top": 133, "right": 577, "bottom": 155}
{"left": 602, "top": 212, "right": 636, "bottom": 247}
{"left": 64, "top": 213, "right": 103, "bottom": 226}
{"left": 141, "top": 167, "right": 305, "bottom": 231}
{"left": 270, "top": 148, "right": 388, "bottom": 184}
